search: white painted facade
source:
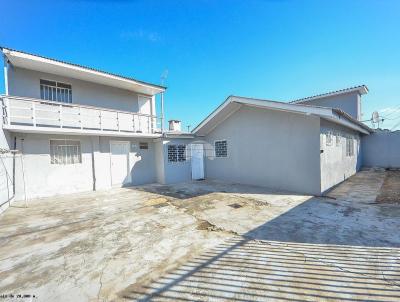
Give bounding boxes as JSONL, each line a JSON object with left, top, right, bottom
{"left": 1, "top": 47, "right": 390, "bottom": 212}
{"left": 0, "top": 48, "right": 167, "bottom": 209}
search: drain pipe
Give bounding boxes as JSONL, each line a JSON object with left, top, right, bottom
{"left": 161, "top": 92, "right": 164, "bottom": 132}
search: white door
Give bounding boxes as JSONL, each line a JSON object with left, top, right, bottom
{"left": 138, "top": 96, "right": 152, "bottom": 133}
{"left": 110, "top": 141, "right": 130, "bottom": 186}
{"left": 191, "top": 144, "right": 205, "bottom": 180}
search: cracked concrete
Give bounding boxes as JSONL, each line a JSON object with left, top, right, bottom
{"left": 1, "top": 169, "right": 400, "bottom": 301}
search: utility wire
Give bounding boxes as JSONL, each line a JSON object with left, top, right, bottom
{"left": 390, "top": 120, "right": 400, "bottom": 131}
{"left": 381, "top": 106, "right": 400, "bottom": 118}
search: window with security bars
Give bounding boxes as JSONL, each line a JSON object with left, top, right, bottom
{"left": 346, "top": 137, "right": 354, "bottom": 157}
{"left": 326, "top": 132, "right": 333, "bottom": 146}
{"left": 215, "top": 140, "right": 227, "bottom": 157}
{"left": 40, "top": 79, "right": 72, "bottom": 103}
{"left": 336, "top": 134, "right": 341, "bottom": 146}
{"left": 50, "top": 140, "right": 82, "bottom": 164}
{"left": 168, "top": 144, "right": 186, "bottom": 162}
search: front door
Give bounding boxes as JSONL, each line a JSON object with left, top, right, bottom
{"left": 110, "top": 141, "right": 130, "bottom": 186}
{"left": 191, "top": 144, "right": 205, "bottom": 180}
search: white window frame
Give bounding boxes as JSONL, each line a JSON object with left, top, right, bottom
{"left": 214, "top": 140, "right": 228, "bottom": 158}
{"left": 49, "top": 139, "right": 82, "bottom": 165}
{"left": 40, "top": 79, "right": 72, "bottom": 103}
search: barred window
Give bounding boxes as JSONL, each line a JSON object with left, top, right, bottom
{"left": 40, "top": 79, "right": 72, "bottom": 103}
{"left": 168, "top": 145, "right": 177, "bottom": 162}
{"left": 326, "top": 132, "right": 333, "bottom": 146}
{"left": 50, "top": 140, "right": 81, "bottom": 164}
{"left": 335, "top": 134, "right": 341, "bottom": 146}
{"left": 215, "top": 140, "right": 227, "bottom": 158}
{"left": 346, "top": 137, "right": 354, "bottom": 157}
{"left": 177, "top": 145, "right": 186, "bottom": 162}
{"left": 168, "top": 144, "right": 186, "bottom": 162}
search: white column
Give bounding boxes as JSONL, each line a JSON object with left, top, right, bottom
{"left": 160, "top": 92, "right": 164, "bottom": 132}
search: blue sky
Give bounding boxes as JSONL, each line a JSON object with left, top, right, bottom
{"left": 1, "top": 0, "right": 399, "bottom": 130}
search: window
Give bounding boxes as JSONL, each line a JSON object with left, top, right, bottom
{"left": 335, "top": 134, "right": 341, "bottom": 146}
{"left": 40, "top": 79, "right": 72, "bottom": 103}
{"left": 168, "top": 144, "right": 186, "bottom": 162}
{"left": 215, "top": 140, "right": 227, "bottom": 158}
{"left": 50, "top": 140, "right": 81, "bottom": 165}
{"left": 326, "top": 132, "right": 333, "bottom": 146}
{"left": 168, "top": 145, "right": 177, "bottom": 162}
{"left": 139, "top": 142, "right": 149, "bottom": 150}
{"left": 346, "top": 137, "right": 354, "bottom": 157}
{"left": 177, "top": 145, "right": 186, "bottom": 162}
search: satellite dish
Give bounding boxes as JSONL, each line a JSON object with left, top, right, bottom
{"left": 371, "top": 111, "right": 381, "bottom": 129}
{"left": 372, "top": 111, "right": 380, "bottom": 123}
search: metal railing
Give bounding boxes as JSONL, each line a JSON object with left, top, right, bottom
{"left": 1, "top": 95, "right": 162, "bottom": 135}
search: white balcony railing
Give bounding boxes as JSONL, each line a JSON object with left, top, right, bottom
{"left": 1, "top": 95, "right": 162, "bottom": 135}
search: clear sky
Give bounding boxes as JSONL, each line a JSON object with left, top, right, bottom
{"left": 1, "top": 0, "right": 399, "bottom": 130}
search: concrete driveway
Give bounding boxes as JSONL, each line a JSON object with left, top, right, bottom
{"left": 1, "top": 169, "right": 400, "bottom": 301}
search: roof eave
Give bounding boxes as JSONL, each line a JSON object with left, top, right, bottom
{"left": 2, "top": 47, "right": 166, "bottom": 95}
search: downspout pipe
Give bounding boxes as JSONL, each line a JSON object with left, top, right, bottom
{"left": 3, "top": 54, "right": 9, "bottom": 96}
{"left": 160, "top": 92, "right": 164, "bottom": 132}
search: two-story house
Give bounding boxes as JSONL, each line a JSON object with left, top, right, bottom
{"left": 0, "top": 47, "right": 195, "bottom": 207}
{"left": 1, "top": 47, "right": 376, "bottom": 214}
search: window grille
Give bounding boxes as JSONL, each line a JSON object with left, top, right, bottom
{"left": 326, "top": 132, "right": 333, "bottom": 146}
{"left": 40, "top": 79, "right": 72, "bottom": 103}
{"left": 168, "top": 144, "right": 186, "bottom": 162}
{"left": 177, "top": 145, "right": 186, "bottom": 162}
{"left": 215, "top": 140, "right": 227, "bottom": 158}
{"left": 346, "top": 137, "right": 354, "bottom": 157}
{"left": 336, "top": 134, "right": 341, "bottom": 146}
{"left": 50, "top": 140, "right": 81, "bottom": 164}
{"left": 168, "top": 145, "right": 177, "bottom": 162}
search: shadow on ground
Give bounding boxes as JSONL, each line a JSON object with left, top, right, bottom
{"left": 122, "top": 172, "right": 400, "bottom": 301}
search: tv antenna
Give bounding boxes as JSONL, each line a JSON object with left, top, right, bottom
{"left": 372, "top": 111, "right": 381, "bottom": 129}
{"left": 161, "top": 69, "right": 169, "bottom": 86}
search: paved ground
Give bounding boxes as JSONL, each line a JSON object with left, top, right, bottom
{"left": 0, "top": 169, "right": 400, "bottom": 301}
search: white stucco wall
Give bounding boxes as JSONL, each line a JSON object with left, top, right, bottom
{"left": 319, "top": 119, "right": 362, "bottom": 193}
{"left": 0, "top": 128, "right": 13, "bottom": 213}
{"left": 13, "top": 133, "right": 94, "bottom": 200}
{"left": 362, "top": 130, "right": 400, "bottom": 168}
{"left": 7, "top": 66, "right": 155, "bottom": 113}
{"left": 297, "top": 92, "right": 361, "bottom": 120}
{"left": 203, "top": 106, "right": 321, "bottom": 195}
{"left": 155, "top": 138, "right": 193, "bottom": 184}
{"left": 10, "top": 133, "right": 158, "bottom": 200}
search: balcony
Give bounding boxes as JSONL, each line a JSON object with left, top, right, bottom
{"left": 1, "top": 95, "right": 163, "bottom": 137}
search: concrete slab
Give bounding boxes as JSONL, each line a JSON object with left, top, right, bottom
{"left": 1, "top": 169, "right": 400, "bottom": 301}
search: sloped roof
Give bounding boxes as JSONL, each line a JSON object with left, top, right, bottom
{"left": 1, "top": 46, "right": 166, "bottom": 95}
{"left": 192, "top": 95, "right": 372, "bottom": 136}
{"left": 290, "top": 85, "right": 368, "bottom": 104}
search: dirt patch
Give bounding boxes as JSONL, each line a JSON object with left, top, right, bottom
{"left": 376, "top": 170, "right": 400, "bottom": 203}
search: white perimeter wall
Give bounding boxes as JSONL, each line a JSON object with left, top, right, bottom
{"left": 203, "top": 106, "right": 321, "bottom": 195}
{"left": 320, "top": 119, "right": 362, "bottom": 193}
{"left": 11, "top": 133, "right": 157, "bottom": 200}
{"left": 362, "top": 130, "right": 400, "bottom": 168}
